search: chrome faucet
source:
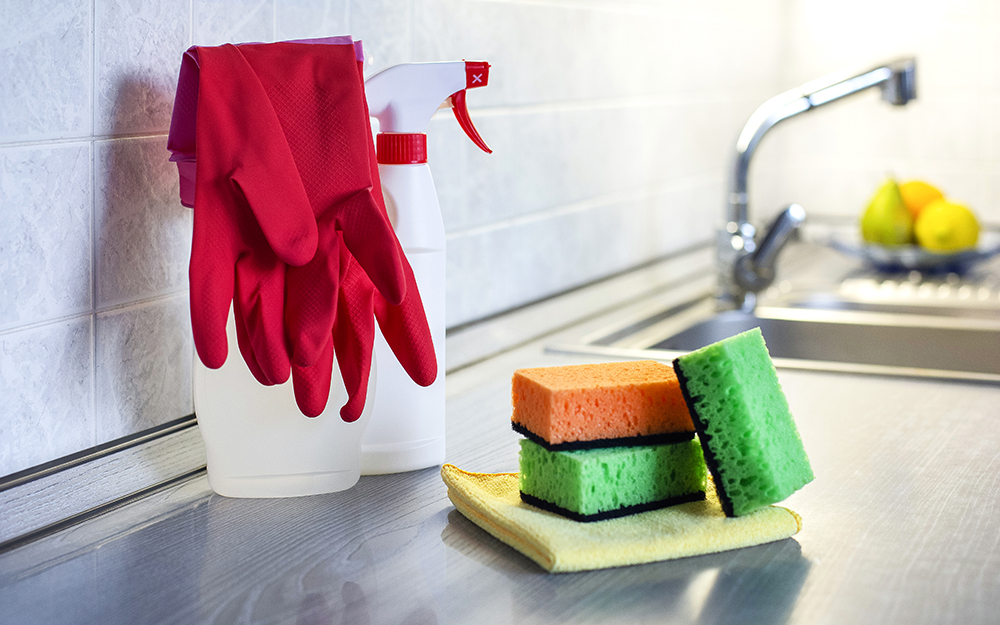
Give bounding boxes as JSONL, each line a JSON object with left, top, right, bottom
{"left": 719, "top": 57, "right": 917, "bottom": 310}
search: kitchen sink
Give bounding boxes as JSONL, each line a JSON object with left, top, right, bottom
{"left": 549, "top": 296, "right": 1000, "bottom": 384}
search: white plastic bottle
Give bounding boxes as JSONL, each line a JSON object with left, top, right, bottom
{"left": 193, "top": 308, "right": 377, "bottom": 497}
{"left": 361, "top": 61, "right": 492, "bottom": 474}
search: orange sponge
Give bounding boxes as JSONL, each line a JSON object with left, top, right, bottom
{"left": 511, "top": 360, "right": 694, "bottom": 450}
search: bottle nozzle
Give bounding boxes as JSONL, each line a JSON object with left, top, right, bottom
{"left": 365, "top": 60, "right": 493, "bottom": 155}
{"left": 465, "top": 61, "right": 489, "bottom": 90}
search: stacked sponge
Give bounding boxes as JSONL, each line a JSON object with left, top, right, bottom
{"left": 512, "top": 360, "right": 707, "bottom": 522}
{"left": 513, "top": 329, "right": 814, "bottom": 522}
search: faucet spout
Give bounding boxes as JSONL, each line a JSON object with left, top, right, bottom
{"left": 720, "top": 57, "right": 916, "bottom": 310}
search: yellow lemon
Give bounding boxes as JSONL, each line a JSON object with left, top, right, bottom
{"left": 914, "top": 199, "right": 979, "bottom": 252}
{"left": 899, "top": 180, "right": 944, "bottom": 220}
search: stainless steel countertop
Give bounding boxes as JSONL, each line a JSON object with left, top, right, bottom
{"left": 3, "top": 244, "right": 1000, "bottom": 624}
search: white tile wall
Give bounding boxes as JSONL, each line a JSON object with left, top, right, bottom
{"left": 95, "top": 0, "right": 190, "bottom": 136}
{"left": 0, "top": 144, "right": 92, "bottom": 330}
{"left": 94, "top": 297, "right": 192, "bottom": 440}
{"left": 0, "top": 1, "right": 92, "bottom": 141}
{"left": 1, "top": 0, "right": 993, "bottom": 477}
{"left": 0, "top": 318, "right": 94, "bottom": 474}
{"left": 193, "top": 0, "right": 276, "bottom": 48}
{"left": 275, "top": 0, "right": 347, "bottom": 41}
{"left": 420, "top": 0, "right": 786, "bottom": 324}
{"left": 94, "top": 136, "right": 191, "bottom": 307}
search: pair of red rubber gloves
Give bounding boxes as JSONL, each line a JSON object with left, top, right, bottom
{"left": 169, "top": 40, "right": 435, "bottom": 420}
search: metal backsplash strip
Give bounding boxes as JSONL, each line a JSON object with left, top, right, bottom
{"left": 0, "top": 416, "right": 206, "bottom": 552}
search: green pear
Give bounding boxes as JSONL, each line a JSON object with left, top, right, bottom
{"left": 861, "top": 179, "right": 914, "bottom": 245}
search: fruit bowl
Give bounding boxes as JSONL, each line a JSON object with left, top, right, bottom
{"left": 824, "top": 228, "right": 1000, "bottom": 272}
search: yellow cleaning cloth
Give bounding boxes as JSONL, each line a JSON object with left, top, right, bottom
{"left": 441, "top": 464, "right": 802, "bottom": 573}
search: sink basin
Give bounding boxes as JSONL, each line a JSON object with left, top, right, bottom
{"left": 551, "top": 298, "right": 1000, "bottom": 384}
{"left": 656, "top": 308, "right": 1000, "bottom": 378}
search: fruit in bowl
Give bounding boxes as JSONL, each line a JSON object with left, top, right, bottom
{"left": 862, "top": 179, "right": 980, "bottom": 253}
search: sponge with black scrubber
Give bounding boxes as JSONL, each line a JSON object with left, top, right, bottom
{"left": 511, "top": 360, "right": 695, "bottom": 451}
{"left": 518, "top": 437, "right": 707, "bottom": 522}
{"left": 672, "top": 327, "right": 813, "bottom": 517}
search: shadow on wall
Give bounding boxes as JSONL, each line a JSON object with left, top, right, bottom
{"left": 94, "top": 75, "right": 193, "bottom": 438}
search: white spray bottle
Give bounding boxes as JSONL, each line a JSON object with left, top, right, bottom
{"left": 361, "top": 60, "right": 492, "bottom": 474}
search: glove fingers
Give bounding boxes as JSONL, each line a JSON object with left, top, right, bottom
{"left": 335, "top": 258, "right": 376, "bottom": 423}
{"left": 232, "top": 294, "right": 274, "bottom": 386}
{"left": 234, "top": 258, "right": 291, "bottom": 385}
{"left": 374, "top": 262, "right": 438, "bottom": 387}
{"left": 339, "top": 190, "right": 408, "bottom": 306}
{"left": 189, "top": 228, "right": 235, "bottom": 370}
{"left": 291, "top": 339, "right": 334, "bottom": 418}
{"left": 284, "top": 228, "right": 342, "bottom": 368}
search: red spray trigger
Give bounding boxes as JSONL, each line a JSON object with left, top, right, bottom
{"left": 447, "top": 60, "right": 491, "bottom": 154}
{"left": 449, "top": 90, "right": 491, "bottom": 154}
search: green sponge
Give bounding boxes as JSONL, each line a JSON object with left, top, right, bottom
{"left": 518, "top": 438, "right": 707, "bottom": 522}
{"left": 673, "top": 327, "right": 813, "bottom": 517}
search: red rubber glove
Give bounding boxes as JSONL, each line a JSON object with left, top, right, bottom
{"left": 233, "top": 42, "right": 436, "bottom": 419}
{"left": 177, "top": 41, "right": 436, "bottom": 419}
{"left": 237, "top": 42, "right": 408, "bottom": 364}
{"left": 189, "top": 44, "right": 318, "bottom": 385}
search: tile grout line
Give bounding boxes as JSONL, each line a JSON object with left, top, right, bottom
{"left": 90, "top": 0, "right": 98, "bottom": 452}
{"left": 0, "top": 132, "right": 171, "bottom": 150}
{"left": 188, "top": 0, "right": 197, "bottom": 419}
{"left": 0, "top": 289, "right": 191, "bottom": 338}
{"left": 90, "top": 0, "right": 97, "bottom": 143}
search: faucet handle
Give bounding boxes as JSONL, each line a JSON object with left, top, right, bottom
{"left": 735, "top": 204, "right": 806, "bottom": 293}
